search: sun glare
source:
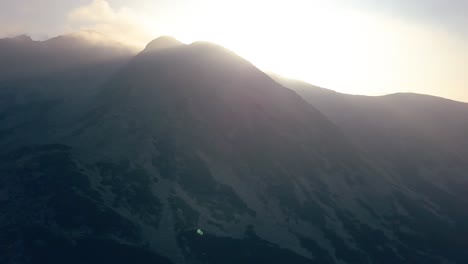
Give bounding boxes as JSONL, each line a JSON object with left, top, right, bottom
{"left": 164, "top": 1, "right": 389, "bottom": 95}
{"left": 132, "top": 0, "right": 468, "bottom": 100}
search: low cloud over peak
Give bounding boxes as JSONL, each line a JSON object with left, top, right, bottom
{"left": 67, "top": 0, "right": 156, "bottom": 49}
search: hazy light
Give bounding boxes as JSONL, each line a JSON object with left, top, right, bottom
{"left": 162, "top": 0, "right": 467, "bottom": 100}
{"left": 12, "top": 0, "right": 466, "bottom": 102}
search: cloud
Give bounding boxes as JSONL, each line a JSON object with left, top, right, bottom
{"left": 0, "top": 24, "right": 24, "bottom": 38}
{"left": 68, "top": 0, "right": 156, "bottom": 49}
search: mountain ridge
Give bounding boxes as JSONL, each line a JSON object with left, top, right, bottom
{"left": 270, "top": 73, "right": 468, "bottom": 104}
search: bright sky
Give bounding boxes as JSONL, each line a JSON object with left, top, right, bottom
{"left": 1, "top": 0, "right": 467, "bottom": 102}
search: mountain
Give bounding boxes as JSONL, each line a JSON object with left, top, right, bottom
{"left": 1, "top": 34, "right": 468, "bottom": 263}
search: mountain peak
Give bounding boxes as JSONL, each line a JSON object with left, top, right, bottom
{"left": 9, "top": 34, "right": 33, "bottom": 42}
{"left": 189, "top": 40, "right": 222, "bottom": 47}
{"left": 187, "top": 41, "right": 234, "bottom": 53}
{"left": 47, "top": 31, "right": 119, "bottom": 46}
{"left": 144, "top": 36, "right": 184, "bottom": 51}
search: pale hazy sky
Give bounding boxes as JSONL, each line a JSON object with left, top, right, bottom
{"left": 1, "top": 0, "right": 467, "bottom": 102}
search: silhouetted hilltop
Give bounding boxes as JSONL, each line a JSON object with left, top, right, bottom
{"left": 7, "top": 34, "right": 33, "bottom": 42}
{"left": 144, "top": 36, "right": 185, "bottom": 52}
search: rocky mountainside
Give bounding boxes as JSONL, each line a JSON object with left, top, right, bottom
{"left": 1, "top": 35, "right": 467, "bottom": 263}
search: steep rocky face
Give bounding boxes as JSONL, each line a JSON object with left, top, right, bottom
{"left": 2, "top": 35, "right": 468, "bottom": 264}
